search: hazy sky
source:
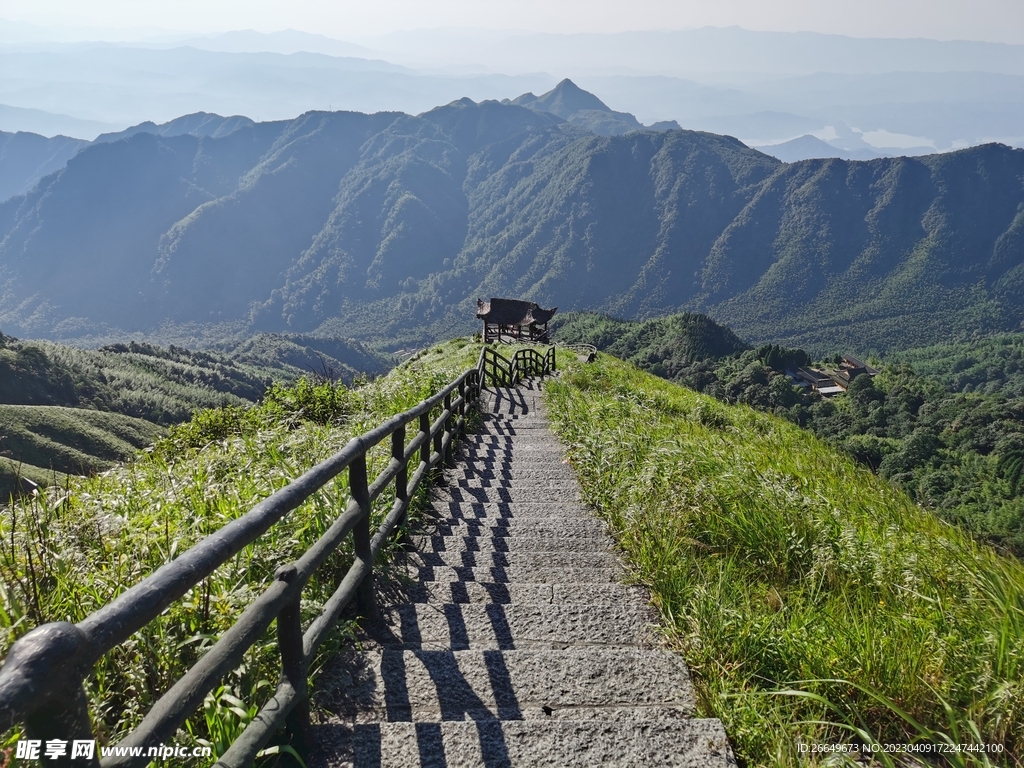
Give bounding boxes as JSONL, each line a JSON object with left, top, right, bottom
{"left": 4, "top": 0, "right": 1024, "bottom": 44}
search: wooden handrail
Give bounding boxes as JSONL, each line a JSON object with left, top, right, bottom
{"left": 0, "top": 343, "right": 556, "bottom": 767}
{"left": 476, "top": 344, "right": 555, "bottom": 390}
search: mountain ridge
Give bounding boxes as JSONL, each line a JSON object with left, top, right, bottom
{"left": 0, "top": 80, "right": 668, "bottom": 203}
{"left": 1, "top": 90, "right": 1022, "bottom": 354}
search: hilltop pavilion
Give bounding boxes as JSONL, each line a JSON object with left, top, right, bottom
{"left": 476, "top": 298, "right": 557, "bottom": 343}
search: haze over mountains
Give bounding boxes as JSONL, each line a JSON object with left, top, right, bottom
{"left": 2, "top": 23, "right": 1023, "bottom": 156}
{"left": 2, "top": 81, "right": 1023, "bottom": 355}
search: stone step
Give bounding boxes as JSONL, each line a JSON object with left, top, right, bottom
{"left": 409, "top": 534, "right": 611, "bottom": 554}
{"left": 422, "top": 510, "right": 598, "bottom": 528}
{"left": 420, "top": 517, "right": 607, "bottom": 538}
{"left": 381, "top": 582, "right": 642, "bottom": 606}
{"left": 316, "top": 647, "right": 696, "bottom": 722}
{"left": 447, "top": 468, "right": 572, "bottom": 481}
{"left": 310, "top": 719, "right": 736, "bottom": 768}
{"left": 445, "top": 463, "right": 570, "bottom": 476}
{"left": 455, "top": 438, "right": 560, "bottom": 448}
{"left": 444, "top": 478, "right": 574, "bottom": 491}
{"left": 448, "top": 456, "right": 566, "bottom": 466}
{"left": 374, "top": 602, "right": 656, "bottom": 650}
{"left": 463, "top": 450, "right": 560, "bottom": 457}
{"left": 402, "top": 550, "right": 620, "bottom": 571}
{"left": 462, "top": 436, "right": 561, "bottom": 442}
{"left": 431, "top": 487, "right": 583, "bottom": 504}
{"left": 474, "top": 422, "right": 551, "bottom": 430}
{"left": 455, "top": 453, "right": 565, "bottom": 465}
{"left": 403, "top": 565, "right": 623, "bottom": 585}
{"left": 425, "top": 502, "right": 601, "bottom": 523}
{"left": 448, "top": 459, "right": 567, "bottom": 470}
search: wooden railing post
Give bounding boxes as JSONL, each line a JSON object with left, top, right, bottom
{"left": 393, "top": 424, "right": 408, "bottom": 514}
{"left": 433, "top": 408, "right": 444, "bottom": 468}
{"left": 419, "top": 413, "right": 431, "bottom": 470}
{"left": 349, "top": 455, "right": 375, "bottom": 618}
{"left": 275, "top": 566, "right": 308, "bottom": 761}
{"left": 457, "top": 379, "right": 467, "bottom": 438}
{"left": 4, "top": 623, "right": 100, "bottom": 768}
{"left": 443, "top": 393, "right": 454, "bottom": 466}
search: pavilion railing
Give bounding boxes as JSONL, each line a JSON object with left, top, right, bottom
{"left": 476, "top": 345, "right": 556, "bottom": 393}
{"left": 0, "top": 343, "right": 556, "bottom": 768}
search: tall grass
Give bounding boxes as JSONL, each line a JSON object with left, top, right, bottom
{"left": 0, "top": 339, "right": 482, "bottom": 758}
{"left": 544, "top": 354, "right": 1024, "bottom": 767}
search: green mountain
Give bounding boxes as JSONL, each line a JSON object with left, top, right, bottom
{"left": 551, "top": 311, "right": 749, "bottom": 378}
{"left": 0, "top": 113, "right": 256, "bottom": 205}
{"left": 2, "top": 85, "right": 1023, "bottom": 352}
{"left": 0, "top": 130, "right": 88, "bottom": 202}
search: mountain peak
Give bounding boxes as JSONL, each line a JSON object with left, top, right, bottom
{"left": 520, "top": 79, "right": 612, "bottom": 120}
{"left": 507, "top": 79, "right": 645, "bottom": 135}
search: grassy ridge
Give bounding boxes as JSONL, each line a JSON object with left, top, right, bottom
{"left": 0, "top": 331, "right": 393, "bottom": 499}
{"left": 0, "top": 339, "right": 480, "bottom": 758}
{"left": 0, "top": 336, "right": 266, "bottom": 422}
{"left": 544, "top": 354, "right": 1024, "bottom": 766}
{"left": 0, "top": 404, "right": 163, "bottom": 474}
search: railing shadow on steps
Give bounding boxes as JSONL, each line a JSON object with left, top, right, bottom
{"left": 0, "top": 343, "right": 555, "bottom": 768}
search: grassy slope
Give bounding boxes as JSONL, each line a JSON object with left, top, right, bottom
{"left": 0, "top": 338, "right": 481, "bottom": 757}
{"left": 0, "top": 333, "right": 393, "bottom": 499}
{"left": 545, "top": 353, "right": 1024, "bottom": 767}
{"left": 0, "top": 339, "right": 266, "bottom": 421}
{"left": 0, "top": 405, "right": 163, "bottom": 500}
{"left": 0, "top": 405, "right": 164, "bottom": 473}
{"left": 0, "top": 461, "right": 66, "bottom": 498}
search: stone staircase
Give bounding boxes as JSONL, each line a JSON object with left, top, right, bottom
{"left": 309, "top": 379, "right": 735, "bottom": 767}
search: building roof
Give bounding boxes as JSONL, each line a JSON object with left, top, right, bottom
{"left": 817, "top": 386, "right": 846, "bottom": 396}
{"left": 476, "top": 298, "right": 557, "bottom": 325}
{"left": 842, "top": 354, "right": 879, "bottom": 375}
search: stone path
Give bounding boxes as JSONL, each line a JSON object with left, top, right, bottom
{"left": 310, "top": 379, "right": 735, "bottom": 767}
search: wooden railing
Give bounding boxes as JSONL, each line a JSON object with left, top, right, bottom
{"left": 0, "top": 343, "right": 556, "bottom": 767}
{"left": 476, "top": 345, "right": 556, "bottom": 390}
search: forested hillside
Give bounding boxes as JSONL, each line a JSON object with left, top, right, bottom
{"left": 1, "top": 82, "right": 1023, "bottom": 352}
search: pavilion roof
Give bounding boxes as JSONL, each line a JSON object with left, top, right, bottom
{"left": 476, "top": 298, "right": 557, "bottom": 326}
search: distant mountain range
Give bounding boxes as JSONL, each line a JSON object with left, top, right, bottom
{"left": 3, "top": 26, "right": 1024, "bottom": 152}
{"left": 0, "top": 115, "right": 250, "bottom": 206}
{"left": 756, "top": 135, "right": 884, "bottom": 162}
{"left": 0, "top": 81, "right": 675, "bottom": 204}
{"left": 2, "top": 81, "right": 1023, "bottom": 354}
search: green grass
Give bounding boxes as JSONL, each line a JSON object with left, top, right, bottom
{"left": 544, "top": 353, "right": 1024, "bottom": 767}
{"left": 0, "top": 460, "right": 66, "bottom": 498}
{"left": 0, "top": 337, "right": 483, "bottom": 759}
{"left": 0, "top": 404, "right": 164, "bottom": 472}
